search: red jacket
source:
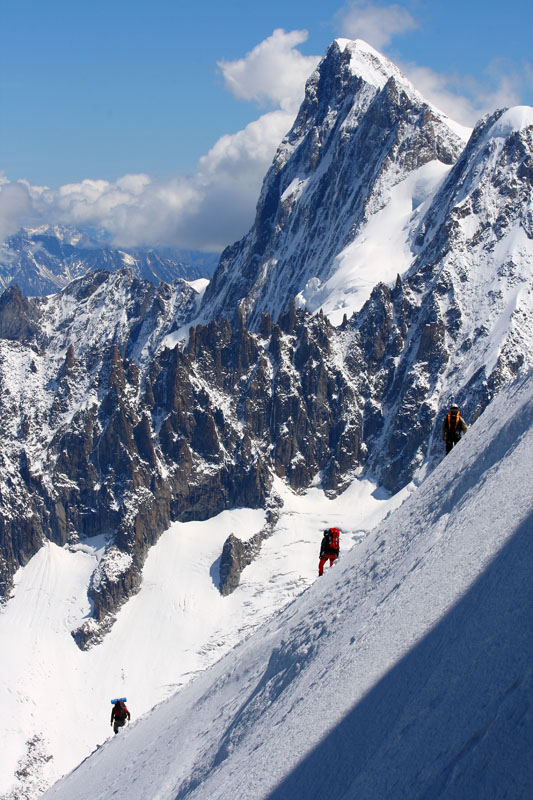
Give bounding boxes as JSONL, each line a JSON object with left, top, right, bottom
{"left": 111, "top": 702, "right": 130, "bottom": 723}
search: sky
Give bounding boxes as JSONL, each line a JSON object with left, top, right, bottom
{"left": 1, "top": 0, "right": 533, "bottom": 251}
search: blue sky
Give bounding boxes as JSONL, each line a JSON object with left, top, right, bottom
{"left": 1, "top": 0, "right": 532, "bottom": 249}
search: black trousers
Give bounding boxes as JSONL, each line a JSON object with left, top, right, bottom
{"left": 113, "top": 718, "right": 126, "bottom": 734}
{"left": 445, "top": 438, "right": 460, "bottom": 454}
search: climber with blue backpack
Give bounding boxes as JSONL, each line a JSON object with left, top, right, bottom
{"left": 110, "top": 698, "right": 130, "bottom": 734}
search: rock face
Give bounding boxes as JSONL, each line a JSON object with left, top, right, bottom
{"left": 0, "top": 43, "right": 532, "bottom": 642}
{"left": 0, "top": 284, "right": 41, "bottom": 341}
{"left": 0, "top": 225, "right": 217, "bottom": 296}
{"left": 363, "top": 106, "right": 533, "bottom": 488}
{"left": 0, "top": 271, "right": 201, "bottom": 615}
{"left": 0, "top": 277, "right": 365, "bottom": 641}
{"left": 218, "top": 505, "right": 281, "bottom": 596}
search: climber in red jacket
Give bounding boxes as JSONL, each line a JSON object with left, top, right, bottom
{"left": 318, "top": 527, "right": 340, "bottom": 576}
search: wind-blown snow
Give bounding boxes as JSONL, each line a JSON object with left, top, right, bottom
{"left": 42, "top": 371, "right": 533, "bottom": 800}
{"left": 336, "top": 38, "right": 394, "bottom": 90}
{"left": 335, "top": 40, "right": 471, "bottom": 143}
{"left": 489, "top": 105, "right": 533, "bottom": 137}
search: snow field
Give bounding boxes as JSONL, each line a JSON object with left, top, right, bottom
{"left": 0, "top": 467, "right": 398, "bottom": 797}
{"left": 43, "top": 371, "right": 533, "bottom": 799}
{"left": 307, "top": 160, "right": 453, "bottom": 324}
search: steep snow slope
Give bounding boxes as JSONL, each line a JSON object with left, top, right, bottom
{"left": 0, "top": 471, "right": 403, "bottom": 798}
{"left": 44, "top": 370, "right": 533, "bottom": 800}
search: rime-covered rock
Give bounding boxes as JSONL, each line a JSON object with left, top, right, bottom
{"left": 201, "top": 39, "right": 467, "bottom": 328}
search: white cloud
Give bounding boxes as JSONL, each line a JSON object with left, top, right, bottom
{"left": 0, "top": 177, "right": 37, "bottom": 243}
{"left": 100, "top": 110, "right": 296, "bottom": 250}
{"left": 401, "top": 59, "right": 533, "bottom": 127}
{"left": 335, "top": 1, "right": 418, "bottom": 50}
{"left": 0, "top": 110, "right": 298, "bottom": 252}
{"left": 217, "top": 28, "right": 320, "bottom": 113}
{"left": 1, "top": 31, "right": 319, "bottom": 252}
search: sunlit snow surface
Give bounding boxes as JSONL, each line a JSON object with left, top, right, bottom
{"left": 297, "top": 160, "right": 451, "bottom": 323}
{"left": 39, "top": 371, "right": 533, "bottom": 800}
{"left": 0, "top": 473, "right": 403, "bottom": 796}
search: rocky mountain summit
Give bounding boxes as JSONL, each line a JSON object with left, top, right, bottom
{"left": 0, "top": 41, "right": 532, "bottom": 647}
{"left": 201, "top": 39, "right": 469, "bottom": 328}
{"left": 0, "top": 225, "right": 217, "bottom": 296}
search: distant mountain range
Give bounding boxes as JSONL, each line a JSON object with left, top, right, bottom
{"left": 0, "top": 224, "right": 218, "bottom": 295}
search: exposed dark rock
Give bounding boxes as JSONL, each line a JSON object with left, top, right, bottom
{"left": 0, "top": 284, "right": 41, "bottom": 342}
{"left": 219, "top": 534, "right": 258, "bottom": 596}
{"left": 218, "top": 508, "right": 281, "bottom": 596}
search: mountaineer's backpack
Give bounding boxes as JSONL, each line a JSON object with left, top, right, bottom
{"left": 447, "top": 408, "right": 461, "bottom": 431}
{"left": 323, "top": 527, "right": 340, "bottom": 554}
{"left": 329, "top": 527, "right": 340, "bottom": 551}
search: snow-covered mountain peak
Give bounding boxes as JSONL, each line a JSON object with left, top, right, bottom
{"left": 413, "top": 103, "right": 533, "bottom": 255}
{"left": 201, "top": 37, "right": 466, "bottom": 328}
{"left": 332, "top": 38, "right": 471, "bottom": 144}
{"left": 335, "top": 37, "right": 411, "bottom": 91}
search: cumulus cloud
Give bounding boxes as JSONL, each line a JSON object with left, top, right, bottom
{"left": 92, "top": 110, "right": 294, "bottom": 250}
{"left": 176, "top": 110, "right": 296, "bottom": 249}
{"left": 335, "top": 0, "right": 418, "bottom": 50}
{"left": 1, "top": 30, "right": 319, "bottom": 252}
{"left": 0, "top": 176, "right": 36, "bottom": 243}
{"left": 218, "top": 28, "right": 320, "bottom": 113}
